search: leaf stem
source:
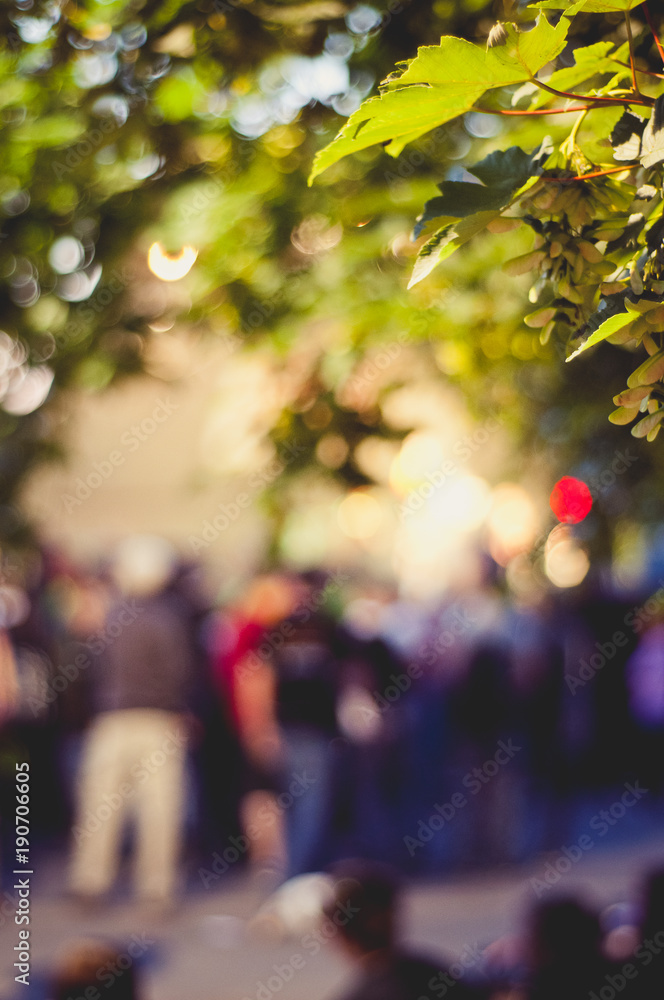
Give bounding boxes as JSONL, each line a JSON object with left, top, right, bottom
{"left": 531, "top": 76, "right": 652, "bottom": 107}
{"left": 643, "top": 3, "right": 664, "bottom": 69}
{"left": 569, "top": 108, "right": 588, "bottom": 146}
{"left": 624, "top": 13, "right": 643, "bottom": 97}
{"left": 475, "top": 100, "right": 631, "bottom": 117}
{"left": 610, "top": 58, "right": 664, "bottom": 81}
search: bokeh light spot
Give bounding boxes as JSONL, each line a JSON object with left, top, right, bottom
{"left": 550, "top": 476, "right": 593, "bottom": 524}
{"left": 147, "top": 243, "right": 198, "bottom": 281}
{"left": 337, "top": 490, "right": 382, "bottom": 539}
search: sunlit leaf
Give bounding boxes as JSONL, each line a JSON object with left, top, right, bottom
{"left": 641, "top": 96, "right": 664, "bottom": 169}
{"left": 489, "top": 15, "right": 570, "bottom": 79}
{"left": 309, "top": 31, "right": 557, "bottom": 183}
{"left": 566, "top": 311, "right": 634, "bottom": 360}
{"left": 311, "top": 87, "right": 491, "bottom": 182}
{"left": 414, "top": 146, "right": 544, "bottom": 236}
{"left": 530, "top": 0, "right": 644, "bottom": 11}
{"left": 408, "top": 211, "right": 499, "bottom": 287}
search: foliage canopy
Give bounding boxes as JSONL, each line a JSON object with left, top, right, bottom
{"left": 1, "top": 0, "right": 664, "bottom": 567}
{"left": 312, "top": 0, "right": 664, "bottom": 441}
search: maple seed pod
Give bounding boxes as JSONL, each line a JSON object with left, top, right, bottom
{"left": 613, "top": 385, "right": 651, "bottom": 407}
{"left": 632, "top": 410, "right": 664, "bottom": 439}
{"left": 577, "top": 240, "right": 604, "bottom": 263}
{"left": 609, "top": 405, "right": 640, "bottom": 425}
{"left": 525, "top": 307, "right": 556, "bottom": 328}
{"left": 540, "top": 320, "right": 555, "bottom": 345}
{"left": 627, "top": 316, "right": 650, "bottom": 340}
{"left": 533, "top": 189, "right": 558, "bottom": 212}
{"left": 503, "top": 250, "right": 547, "bottom": 277}
{"left": 572, "top": 254, "right": 586, "bottom": 283}
{"left": 551, "top": 187, "right": 580, "bottom": 215}
{"left": 486, "top": 218, "right": 522, "bottom": 234}
{"left": 591, "top": 260, "right": 620, "bottom": 277}
{"left": 595, "top": 228, "right": 624, "bottom": 241}
{"left": 645, "top": 304, "right": 664, "bottom": 326}
{"left": 627, "top": 349, "right": 664, "bottom": 388}
{"left": 627, "top": 297, "right": 662, "bottom": 314}
{"left": 559, "top": 280, "right": 584, "bottom": 305}
{"left": 643, "top": 332, "right": 660, "bottom": 356}
{"left": 606, "top": 325, "right": 637, "bottom": 346}
{"left": 601, "top": 282, "right": 627, "bottom": 295}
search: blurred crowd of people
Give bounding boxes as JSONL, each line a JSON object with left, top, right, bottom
{"left": 45, "top": 862, "right": 664, "bottom": 1000}
{"left": 0, "top": 536, "right": 663, "bottom": 902}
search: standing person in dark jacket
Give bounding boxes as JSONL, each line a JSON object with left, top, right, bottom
{"left": 270, "top": 570, "right": 347, "bottom": 877}
{"left": 69, "top": 536, "right": 192, "bottom": 908}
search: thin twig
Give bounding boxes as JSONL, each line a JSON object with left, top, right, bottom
{"left": 610, "top": 58, "right": 664, "bottom": 81}
{"left": 543, "top": 165, "right": 634, "bottom": 183}
{"left": 643, "top": 3, "right": 664, "bottom": 68}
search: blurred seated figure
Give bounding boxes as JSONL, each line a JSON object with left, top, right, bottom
{"left": 324, "top": 860, "right": 481, "bottom": 1000}
{"left": 52, "top": 938, "right": 138, "bottom": 1000}
{"left": 523, "top": 898, "right": 608, "bottom": 1000}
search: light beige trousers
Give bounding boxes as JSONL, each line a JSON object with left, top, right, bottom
{"left": 69, "top": 709, "right": 188, "bottom": 902}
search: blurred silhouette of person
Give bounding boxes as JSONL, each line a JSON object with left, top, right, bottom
{"left": 325, "top": 860, "right": 482, "bottom": 1000}
{"left": 269, "top": 571, "right": 349, "bottom": 877}
{"left": 162, "top": 560, "right": 230, "bottom": 856}
{"left": 0, "top": 626, "right": 18, "bottom": 725}
{"left": 625, "top": 617, "right": 664, "bottom": 791}
{"left": 69, "top": 536, "right": 193, "bottom": 907}
{"left": 524, "top": 898, "right": 608, "bottom": 1000}
{"left": 447, "top": 638, "right": 515, "bottom": 865}
{"left": 51, "top": 566, "right": 110, "bottom": 826}
{"left": 572, "top": 590, "right": 636, "bottom": 789}
{"left": 333, "top": 635, "right": 409, "bottom": 865}
{"left": 620, "top": 867, "right": 664, "bottom": 999}
{"left": 52, "top": 938, "right": 138, "bottom": 1000}
{"left": 506, "top": 596, "right": 567, "bottom": 857}
{"left": 210, "top": 573, "right": 296, "bottom": 879}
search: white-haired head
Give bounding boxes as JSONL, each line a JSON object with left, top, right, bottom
{"left": 111, "top": 535, "right": 177, "bottom": 597}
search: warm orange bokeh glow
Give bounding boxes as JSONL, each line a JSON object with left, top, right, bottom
{"left": 147, "top": 242, "right": 198, "bottom": 281}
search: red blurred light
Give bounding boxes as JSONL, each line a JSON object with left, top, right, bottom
{"left": 549, "top": 476, "right": 593, "bottom": 524}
